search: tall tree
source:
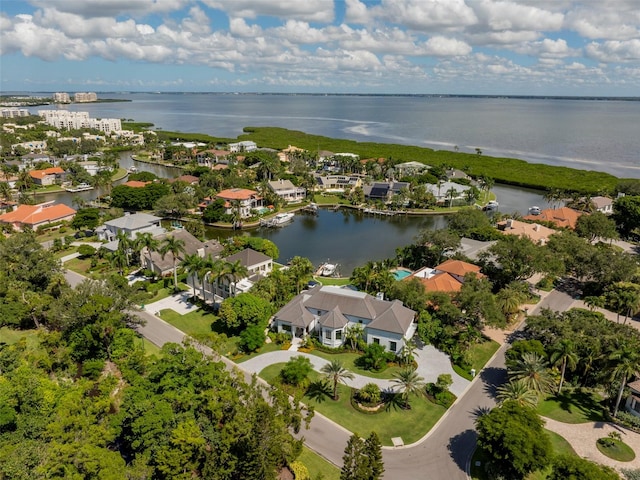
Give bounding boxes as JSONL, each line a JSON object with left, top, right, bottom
{"left": 160, "top": 236, "right": 186, "bottom": 290}
{"left": 549, "top": 339, "right": 578, "bottom": 394}
{"left": 496, "top": 380, "right": 539, "bottom": 408}
{"left": 320, "top": 360, "right": 354, "bottom": 401}
{"left": 181, "top": 253, "right": 205, "bottom": 298}
{"left": 509, "top": 352, "right": 554, "bottom": 395}
{"left": 135, "top": 232, "right": 159, "bottom": 272}
{"left": 609, "top": 343, "right": 640, "bottom": 417}
{"left": 391, "top": 367, "right": 425, "bottom": 408}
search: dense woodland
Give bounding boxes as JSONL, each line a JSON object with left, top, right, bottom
{"left": 0, "top": 232, "right": 309, "bottom": 479}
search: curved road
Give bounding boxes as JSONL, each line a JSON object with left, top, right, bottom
{"left": 64, "top": 268, "right": 573, "bottom": 479}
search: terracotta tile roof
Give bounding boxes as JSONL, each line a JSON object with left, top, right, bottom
{"left": 170, "top": 175, "right": 199, "bottom": 184}
{"left": 416, "top": 272, "right": 462, "bottom": 293}
{"left": 497, "top": 219, "right": 557, "bottom": 244}
{"left": 435, "top": 259, "right": 482, "bottom": 278}
{"left": 0, "top": 202, "right": 76, "bottom": 226}
{"left": 523, "top": 207, "right": 582, "bottom": 229}
{"left": 212, "top": 164, "right": 228, "bottom": 170}
{"left": 216, "top": 188, "right": 258, "bottom": 200}
{"left": 29, "top": 167, "right": 65, "bottom": 179}
{"left": 122, "top": 180, "right": 150, "bottom": 188}
{"left": 628, "top": 379, "right": 640, "bottom": 392}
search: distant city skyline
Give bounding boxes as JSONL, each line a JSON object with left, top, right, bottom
{"left": 1, "top": 1, "right": 639, "bottom": 96}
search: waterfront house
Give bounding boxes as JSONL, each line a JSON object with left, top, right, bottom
{"left": 314, "top": 174, "right": 362, "bottom": 193}
{"left": 394, "top": 161, "right": 430, "bottom": 177}
{"left": 626, "top": 379, "right": 640, "bottom": 418}
{"left": 272, "top": 285, "right": 417, "bottom": 353}
{"left": 29, "top": 167, "right": 66, "bottom": 186}
{"left": 434, "top": 259, "right": 484, "bottom": 283}
{"left": 523, "top": 206, "right": 582, "bottom": 229}
{"left": 268, "top": 179, "right": 306, "bottom": 204}
{"left": 591, "top": 196, "right": 614, "bottom": 214}
{"left": 19, "top": 153, "right": 51, "bottom": 170}
{"left": 277, "top": 145, "right": 305, "bottom": 162}
{"left": 363, "top": 181, "right": 410, "bottom": 201}
{"left": 408, "top": 259, "right": 483, "bottom": 294}
{"left": 190, "top": 248, "right": 273, "bottom": 301}
{"left": 122, "top": 180, "right": 150, "bottom": 188}
{"left": 0, "top": 201, "right": 76, "bottom": 231}
{"left": 97, "top": 212, "right": 164, "bottom": 245}
{"left": 215, "top": 188, "right": 263, "bottom": 218}
{"left": 228, "top": 141, "right": 257, "bottom": 153}
{"left": 496, "top": 218, "right": 556, "bottom": 245}
{"left": 425, "top": 181, "right": 471, "bottom": 203}
{"left": 196, "top": 149, "right": 231, "bottom": 167}
{"left": 141, "top": 229, "right": 212, "bottom": 277}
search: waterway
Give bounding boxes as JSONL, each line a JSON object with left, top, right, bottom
{"left": 35, "top": 151, "right": 552, "bottom": 274}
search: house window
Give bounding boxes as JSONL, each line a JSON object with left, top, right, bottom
{"left": 389, "top": 341, "right": 397, "bottom": 353}
{"left": 373, "top": 338, "right": 380, "bottom": 344}
{"left": 336, "top": 330, "right": 342, "bottom": 340}
{"left": 633, "top": 398, "right": 640, "bottom": 414}
{"left": 324, "top": 330, "right": 331, "bottom": 339}
{"left": 281, "top": 324, "right": 291, "bottom": 333}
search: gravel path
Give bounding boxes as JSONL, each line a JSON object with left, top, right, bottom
{"left": 543, "top": 417, "right": 640, "bottom": 471}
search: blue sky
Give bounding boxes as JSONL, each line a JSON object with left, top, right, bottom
{"left": 1, "top": 0, "right": 639, "bottom": 95}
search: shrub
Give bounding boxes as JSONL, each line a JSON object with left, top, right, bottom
{"left": 357, "top": 343, "right": 388, "bottom": 371}
{"left": 280, "top": 356, "right": 313, "bottom": 387}
{"left": 238, "top": 324, "right": 266, "bottom": 352}
{"left": 81, "top": 359, "right": 105, "bottom": 380}
{"left": 356, "top": 383, "right": 382, "bottom": 405}
{"left": 616, "top": 411, "right": 640, "bottom": 431}
{"left": 77, "top": 244, "right": 96, "bottom": 258}
{"left": 289, "top": 461, "right": 310, "bottom": 480}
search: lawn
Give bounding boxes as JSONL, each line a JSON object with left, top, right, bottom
{"left": 596, "top": 437, "right": 636, "bottom": 462}
{"left": 260, "top": 363, "right": 447, "bottom": 446}
{"left": 453, "top": 339, "right": 500, "bottom": 380}
{"left": 298, "top": 447, "right": 340, "bottom": 480}
{"left": 308, "top": 350, "right": 404, "bottom": 380}
{"left": 470, "top": 429, "right": 576, "bottom": 480}
{"left": 142, "top": 338, "right": 162, "bottom": 357}
{"left": 537, "top": 389, "right": 606, "bottom": 424}
{"left": 314, "top": 194, "right": 344, "bottom": 205}
{"left": 159, "top": 308, "right": 218, "bottom": 337}
{"left": 314, "top": 276, "right": 351, "bottom": 286}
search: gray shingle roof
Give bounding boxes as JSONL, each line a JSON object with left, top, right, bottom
{"left": 224, "top": 248, "right": 271, "bottom": 267}
{"left": 318, "top": 306, "right": 348, "bottom": 329}
{"left": 106, "top": 212, "right": 162, "bottom": 230}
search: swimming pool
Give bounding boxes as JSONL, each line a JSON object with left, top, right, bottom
{"left": 392, "top": 270, "right": 411, "bottom": 281}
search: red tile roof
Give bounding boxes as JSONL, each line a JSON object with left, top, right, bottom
{"left": 123, "top": 180, "right": 150, "bottom": 188}
{"left": 523, "top": 207, "right": 582, "bottom": 229}
{"left": 435, "top": 259, "right": 483, "bottom": 278}
{"left": 29, "top": 167, "right": 64, "bottom": 179}
{"left": 417, "top": 272, "right": 462, "bottom": 293}
{"left": 0, "top": 203, "right": 76, "bottom": 226}
{"left": 216, "top": 188, "right": 258, "bottom": 200}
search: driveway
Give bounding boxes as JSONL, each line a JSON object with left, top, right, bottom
{"left": 144, "top": 292, "right": 197, "bottom": 315}
{"left": 240, "top": 345, "right": 470, "bottom": 397}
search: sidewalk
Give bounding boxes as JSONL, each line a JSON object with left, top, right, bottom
{"left": 543, "top": 417, "right": 640, "bottom": 470}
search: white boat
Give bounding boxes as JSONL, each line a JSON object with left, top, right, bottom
{"left": 64, "top": 183, "right": 93, "bottom": 192}
{"left": 272, "top": 212, "right": 294, "bottom": 225}
{"left": 483, "top": 200, "right": 499, "bottom": 211}
{"left": 528, "top": 206, "right": 541, "bottom": 215}
{"left": 320, "top": 263, "right": 337, "bottom": 276}
{"left": 128, "top": 166, "right": 138, "bottom": 173}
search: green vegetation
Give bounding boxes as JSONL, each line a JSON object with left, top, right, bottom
{"left": 0, "top": 327, "right": 38, "bottom": 345}
{"left": 238, "top": 127, "right": 619, "bottom": 194}
{"left": 453, "top": 339, "right": 500, "bottom": 380}
{"left": 314, "top": 276, "right": 351, "bottom": 286}
{"left": 260, "top": 363, "right": 446, "bottom": 446}
{"left": 309, "top": 350, "right": 403, "bottom": 379}
{"left": 537, "top": 390, "right": 606, "bottom": 424}
{"left": 155, "top": 129, "right": 233, "bottom": 144}
{"left": 298, "top": 447, "right": 340, "bottom": 480}
{"left": 596, "top": 437, "right": 636, "bottom": 462}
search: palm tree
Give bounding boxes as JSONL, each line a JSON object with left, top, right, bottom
{"left": 584, "top": 295, "right": 605, "bottom": 312}
{"left": 116, "top": 231, "right": 132, "bottom": 266}
{"left": 446, "top": 187, "right": 458, "bottom": 208}
{"left": 136, "top": 232, "right": 159, "bottom": 272}
{"left": 344, "top": 324, "right": 364, "bottom": 351}
{"left": 496, "top": 284, "right": 527, "bottom": 322}
{"left": 320, "top": 360, "right": 354, "bottom": 400}
{"left": 109, "top": 249, "right": 128, "bottom": 276}
{"left": 550, "top": 339, "right": 578, "bottom": 394}
{"left": 391, "top": 367, "right": 425, "bottom": 408}
{"left": 510, "top": 352, "right": 554, "bottom": 395}
{"left": 181, "top": 253, "right": 205, "bottom": 299}
{"left": 497, "top": 380, "right": 539, "bottom": 408}
{"left": 160, "top": 236, "right": 186, "bottom": 290}
{"left": 0, "top": 181, "right": 12, "bottom": 201}
{"left": 609, "top": 344, "right": 640, "bottom": 417}
{"left": 202, "top": 257, "right": 224, "bottom": 303}
{"left": 223, "top": 259, "right": 248, "bottom": 297}
{"left": 399, "top": 338, "right": 417, "bottom": 366}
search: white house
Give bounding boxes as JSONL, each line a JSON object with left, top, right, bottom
{"left": 272, "top": 285, "right": 417, "bottom": 353}
{"left": 425, "top": 181, "right": 471, "bottom": 203}
{"left": 215, "top": 188, "right": 263, "bottom": 218}
{"left": 626, "top": 379, "right": 640, "bottom": 418}
{"left": 97, "top": 212, "right": 165, "bottom": 250}
{"left": 228, "top": 141, "right": 257, "bottom": 153}
{"left": 591, "top": 196, "right": 614, "bottom": 215}
{"left": 268, "top": 179, "right": 306, "bottom": 204}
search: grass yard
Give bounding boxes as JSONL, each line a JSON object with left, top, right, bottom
{"left": 260, "top": 363, "right": 446, "bottom": 446}
{"left": 453, "top": 339, "right": 500, "bottom": 380}
{"left": 159, "top": 308, "right": 218, "bottom": 336}
{"left": 309, "top": 350, "right": 404, "bottom": 379}
{"left": 142, "top": 338, "right": 162, "bottom": 357}
{"left": 471, "top": 429, "right": 576, "bottom": 480}
{"left": 314, "top": 276, "right": 351, "bottom": 286}
{"left": 596, "top": 438, "right": 636, "bottom": 462}
{"left": 314, "top": 195, "right": 344, "bottom": 205}
{"left": 298, "top": 447, "right": 340, "bottom": 480}
{"left": 537, "top": 389, "right": 606, "bottom": 424}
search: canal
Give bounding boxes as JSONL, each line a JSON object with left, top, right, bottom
{"left": 37, "top": 153, "right": 554, "bottom": 274}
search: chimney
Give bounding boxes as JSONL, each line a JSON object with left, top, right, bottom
{"left": 534, "top": 224, "right": 541, "bottom": 232}
{"left": 506, "top": 219, "right": 513, "bottom": 229}
{"left": 376, "top": 292, "right": 384, "bottom": 301}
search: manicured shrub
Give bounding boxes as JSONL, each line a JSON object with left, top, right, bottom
{"left": 280, "top": 356, "right": 313, "bottom": 387}
{"left": 289, "top": 461, "right": 310, "bottom": 480}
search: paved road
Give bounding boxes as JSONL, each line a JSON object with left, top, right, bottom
{"left": 63, "top": 267, "right": 576, "bottom": 479}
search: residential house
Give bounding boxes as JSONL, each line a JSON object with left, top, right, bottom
{"left": 497, "top": 218, "right": 557, "bottom": 245}
{"left": 12, "top": 140, "right": 47, "bottom": 153}
{"left": 523, "top": 206, "right": 582, "bottom": 229}
{"left": 272, "top": 285, "right": 417, "bottom": 353}
{"left": 170, "top": 175, "right": 199, "bottom": 186}
{"left": 191, "top": 248, "right": 273, "bottom": 301}
{"left": 215, "top": 188, "right": 263, "bottom": 218}
{"left": 19, "top": 153, "right": 51, "bottom": 170}
{"left": 626, "top": 379, "right": 640, "bottom": 418}
{"left": 29, "top": 167, "right": 66, "bottom": 186}
{"left": 394, "top": 161, "right": 430, "bottom": 177}
{"left": 0, "top": 201, "right": 76, "bottom": 231}
{"left": 228, "top": 141, "right": 257, "bottom": 153}
{"left": 425, "top": 181, "right": 471, "bottom": 203}
{"left": 408, "top": 259, "right": 483, "bottom": 294}
{"left": 277, "top": 145, "right": 305, "bottom": 162}
{"left": 268, "top": 179, "right": 306, "bottom": 204}
{"left": 314, "top": 174, "right": 362, "bottom": 193}
{"left": 363, "top": 181, "right": 410, "bottom": 201}
{"left": 196, "top": 149, "right": 230, "bottom": 167}
{"left": 122, "top": 180, "right": 150, "bottom": 188}
{"left": 591, "top": 196, "right": 614, "bottom": 215}
{"left": 96, "top": 212, "right": 164, "bottom": 246}
{"left": 141, "top": 229, "right": 219, "bottom": 277}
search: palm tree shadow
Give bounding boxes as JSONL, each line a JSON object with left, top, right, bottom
{"left": 306, "top": 380, "right": 332, "bottom": 403}
{"left": 480, "top": 366, "right": 508, "bottom": 400}
{"left": 472, "top": 406, "right": 492, "bottom": 419}
{"left": 383, "top": 391, "right": 405, "bottom": 412}
{"left": 447, "top": 429, "right": 477, "bottom": 473}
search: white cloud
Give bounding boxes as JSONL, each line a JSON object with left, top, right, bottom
{"left": 202, "top": 0, "right": 335, "bottom": 22}
{"left": 424, "top": 36, "right": 472, "bottom": 57}
{"left": 586, "top": 40, "right": 640, "bottom": 63}
{"left": 344, "top": 0, "right": 371, "bottom": 24}
{"left": 565, "top": 3, "right": 640, "bottom": 40}
{"left": 370, "top": 0, "right": 477, "bottom": 30}
{"left": 30, "top": 0, "right": 190, "bottom": 17}
{"left": 514, "top": 38, "right": 578, "bottom": 59}
{"left": 472, "top": 0, "right": 564, "bottom": 32}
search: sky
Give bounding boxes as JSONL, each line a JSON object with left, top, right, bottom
{"left": 1, "top": 0, "right": 639, "bottom": 96}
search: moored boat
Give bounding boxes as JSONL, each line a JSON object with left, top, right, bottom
{"left": 64, "top": 183, "right": 93, "bottom": 192}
